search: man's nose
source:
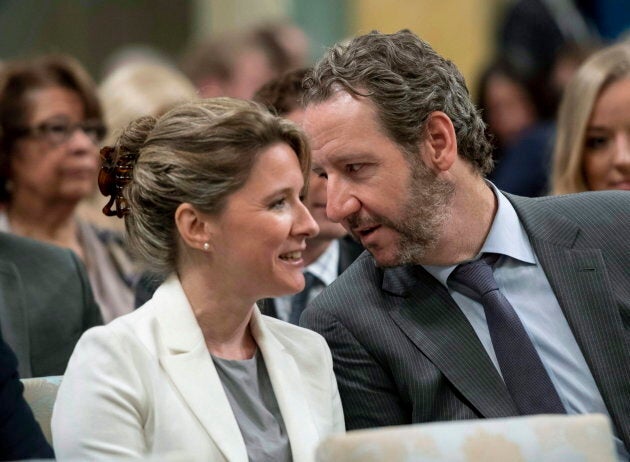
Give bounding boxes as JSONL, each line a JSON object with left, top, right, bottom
{"left": 325, "top": 177, "right": 360, "bottom": 223}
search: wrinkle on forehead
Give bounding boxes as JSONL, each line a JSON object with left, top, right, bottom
{"left": 303, "top": 91, "right": 377, "bottom": 166}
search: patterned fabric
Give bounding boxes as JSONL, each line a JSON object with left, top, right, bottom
{"left": 301, "top": 190, "right": 630, "bottom": 455}
{"left": 450, "top": 254, "right": 565, "bottom": 415}
{"left": 315, "top": 414, "right": 617, "bottom": 462}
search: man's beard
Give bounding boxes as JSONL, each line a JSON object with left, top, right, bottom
{"left": 348, "top": 158, "right": 455, "bottom": 267}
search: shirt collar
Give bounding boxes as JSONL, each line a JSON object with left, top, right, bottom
{"left": 306, "top": 239, "right": 340, "bottom": 286}
{"left": 423, "top": 183, "right": 536, "bottom": 287}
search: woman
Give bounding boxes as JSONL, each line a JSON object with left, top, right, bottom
{"left": 552, "top": 41, "right": 630, "bottom": 194}
{"left": 0, "top": 54, "right": 135, "bottom": 321}
{"left": 52, "top": 98, "right": 344, "bottom": 461}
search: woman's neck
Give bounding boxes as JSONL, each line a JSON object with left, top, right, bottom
{"left": 180, "top": 265, "right": 258, "bottom": 360}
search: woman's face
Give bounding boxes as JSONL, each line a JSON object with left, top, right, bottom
{"left": 207, "top": 142, "right": 319, "bottom": 299}
{"left": 10, "top": 86, "right": 101, "bottom": 205}
{"left": 583, "top": 77, "right": 630, "bottom": 191}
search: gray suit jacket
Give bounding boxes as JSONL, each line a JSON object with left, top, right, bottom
{"left": 301, "top": 191, "right": 629, "bottom": 450}
{"left": 0, "top": 232, "right": 102, "bottom": 378}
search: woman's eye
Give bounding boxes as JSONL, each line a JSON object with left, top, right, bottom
{"left": 270, "top": 198, "right": 287, "bottom": 209}
{"left": 585, "top": 135, "right": 609, "bottom": 150}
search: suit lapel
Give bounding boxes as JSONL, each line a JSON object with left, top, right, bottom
{"left": 383, "top": 265, "right": 517, "bottom": 418}
{"left": 0, "top": 261, "right": 32, "bottom": 378}
{"left": 155, "top": 277, "right": 248, "bottom": 462}
{"left": 508, "top": 194, "right": 630, "bottom": 442}
{"left": 251, "top": 310, "right": 319, "bottom": 462}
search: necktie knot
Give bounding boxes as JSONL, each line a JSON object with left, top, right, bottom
{"left": 449, "top": 254, "right": 500, "bottom": 299}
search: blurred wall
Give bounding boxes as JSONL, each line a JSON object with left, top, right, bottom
{"left": 348, "top": 0, "right": 505, "bottom": 97}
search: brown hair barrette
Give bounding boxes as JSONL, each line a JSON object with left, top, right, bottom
{"left": 98, "top": 146, "right": 137, "bottom": 218}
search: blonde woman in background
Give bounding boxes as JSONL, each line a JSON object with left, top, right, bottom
{"left": 79, "top": 61, "right": 198, "bottom": 230}
{"left": 552, "top": 41, "right": 630, "bottom": 194}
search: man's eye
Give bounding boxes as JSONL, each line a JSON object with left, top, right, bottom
{"left": 345, "top": 164, "right": 363, "bottom": 173}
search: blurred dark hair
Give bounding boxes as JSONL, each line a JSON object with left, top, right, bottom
{"left": 476, "top": 56, "right": 557, "bottom": 124}
{"left": 253, "top": 67, "right": 310, "bottom": 116}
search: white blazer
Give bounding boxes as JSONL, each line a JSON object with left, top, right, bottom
{"left": 52, "top": 276, "right": 344, "bottom": 461}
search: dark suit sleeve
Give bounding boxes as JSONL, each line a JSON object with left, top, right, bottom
{"left": 0, "top": 334, "right": 53, "bottom": 460}
{"left": 301, "top": 306, "right": 410, "bottom": 430}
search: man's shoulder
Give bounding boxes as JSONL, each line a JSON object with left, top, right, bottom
{"left": 506, "top": 191, "right": 629, "bottom": 228}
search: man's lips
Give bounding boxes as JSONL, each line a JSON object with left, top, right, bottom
{"left": 351, "top": 224, "right": 382, "bottom": 243}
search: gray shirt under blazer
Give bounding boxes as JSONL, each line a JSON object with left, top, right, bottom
{"left": 301, "top": 190, "right": 630, "bottom": 451}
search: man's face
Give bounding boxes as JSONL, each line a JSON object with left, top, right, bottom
{"left": 286, "top": 108, "right": 347, "bottom": 242}
{"left": 303, "top": 92, "right": 453, "bottom": 267}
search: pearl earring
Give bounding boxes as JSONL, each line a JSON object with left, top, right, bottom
{"left": 203, "top": 242, "right": 210, "bottom": 251}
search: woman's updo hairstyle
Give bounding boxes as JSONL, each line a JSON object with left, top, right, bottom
{"left": 105, "top": 97, "right": 310, "bottom": 276}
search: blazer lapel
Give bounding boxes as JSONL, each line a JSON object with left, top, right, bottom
{"left": 155, "top": 277, "right": 248, "bottom": 462}
{"left": 251, "top": 310, "right": 320, "bottom": 462}
{"left": 0, "top": 261, "right": 31, "bottom": 378}
{"left": 383, "top": 265, "right": 518, "bottom": 418}
{"left": 509, "top": 195, "right": 630, "bottom": 442}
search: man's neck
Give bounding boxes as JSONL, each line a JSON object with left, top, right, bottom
{"left": 424, "top": 178, "right": 497, "bottom": 266}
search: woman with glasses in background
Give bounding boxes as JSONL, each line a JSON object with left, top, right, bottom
{"left": 0, "top": 55, "right": 136, "bottom": 323}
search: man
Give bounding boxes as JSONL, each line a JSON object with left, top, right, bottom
{"left": 254, "top": 69, "right": 363, "bottom": 323}
{"left": 0, "top": 329, "right": 53, "bottom": 459}
{"left": 0, "top": 232, "right": 102, "bottom": 377}
{"left": 300, "top": 30, "right": 629, "bottom": 457}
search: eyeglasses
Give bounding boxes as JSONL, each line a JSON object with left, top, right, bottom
{"left": 15, "top": 117, "right": 106, "bottom": 146}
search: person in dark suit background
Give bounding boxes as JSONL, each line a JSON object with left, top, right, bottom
{"left": 0, "top": 232, "right": 102, "bottom": 378}
{"left": 300, "top": 30, "right": 629, "bottom": 459}
{"left": 253, "top": 68, "right": 363, "bottom": 323}
{"left": 0, "top": 329, "right": 53, "bottom": 460}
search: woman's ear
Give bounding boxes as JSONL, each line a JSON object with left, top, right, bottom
{"left": 418, "top": 111, "right": 457, "bottom": 172}
{"left": 174, "top": 203, "right": 213, "bottom": 252}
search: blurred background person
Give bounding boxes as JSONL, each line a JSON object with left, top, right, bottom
{"left": 0, "top": 232, "right": 101, "bottom": 378}
{"left": 52, "top": 98, "right": 343, "bottom": 461}
{"left": 477, "top": 57, "right": 556, "bottom": 196}
{"left": 552, "top": 40, "right": 630, "bottom": 194}
{"left": 0, "top": 55, "right": 135, "bottom": 322}
{"left": 253, "top": 68, "right": 363, "bottom": 324}
{"left": 78, "top": 60, "right": 198, "bottom": 231}
{"left": 181, "top": 29, "right": 279, "bottom": 99}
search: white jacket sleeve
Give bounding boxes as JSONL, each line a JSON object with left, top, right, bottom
{"left": 52, "top": 325, "right": 149, "bottom": 461}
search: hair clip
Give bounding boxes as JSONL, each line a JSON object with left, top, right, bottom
{"left": 98, "top": 146, "right": 137, "bottom": 218}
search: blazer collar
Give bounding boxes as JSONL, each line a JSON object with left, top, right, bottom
{"left": 154, "top": 276, "right": 248, "bottom": 462}
{"left": 155, "top": 276, "right": 319, "bottom": 462}
{"left": 382, "top": 265, "right": 517, "bottom": 418}
{"left": 506, "top": 193, "right": 630, "bottom": 444}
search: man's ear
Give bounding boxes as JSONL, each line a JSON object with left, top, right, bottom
{"left": 419, "top": 111, "right": 457, "bottom": 172}
{"left": 174, "top": 203, "right": 213, "bottom": 252}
